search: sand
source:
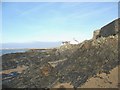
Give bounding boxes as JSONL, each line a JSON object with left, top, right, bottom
{"left": 0, "top": 65, "right": 27, "bottom": 75}
{"left": 80, "top": 66, "right": 119, "bottom": 88}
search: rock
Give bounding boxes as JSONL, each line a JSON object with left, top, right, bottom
{"left": 48, "top": 59, "right": 67, "bottom": 68}
{"left": 93, "top": 29, "right": 101, "bottom": 39}
{"left": 2, "top": 18, "right": 119, "bottom": 88}
{"left": 41, "top": 64, "right": 53, "bottom": 76}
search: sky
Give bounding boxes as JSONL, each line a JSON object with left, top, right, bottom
{"left": 2, "top": 2, "right": 118, "bottom": 43}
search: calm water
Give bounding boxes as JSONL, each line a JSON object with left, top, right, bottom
{"left": 0, "top": 49, "right": 28, "bottom": 56}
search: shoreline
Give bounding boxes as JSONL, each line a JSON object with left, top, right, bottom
{"left": 0, "top": 48, "right": 56, "bottom": 56}
{"left": 0, "top": 47, "right": 57, "bottom": 50}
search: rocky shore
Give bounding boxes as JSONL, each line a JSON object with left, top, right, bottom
{"left": 1, "top": 18, "right": 119, "bottom": 89}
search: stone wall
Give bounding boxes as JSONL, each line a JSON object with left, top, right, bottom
{"left": 99, "top": 18, "right": 119, "bottom": 37}
{"left": 93, "top": 18, "right": 119, "bottom": 39}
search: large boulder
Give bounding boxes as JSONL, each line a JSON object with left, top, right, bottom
{"left": 93, "top": 29, "right": 100, "bottom": 40}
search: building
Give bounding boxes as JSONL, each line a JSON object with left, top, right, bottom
{"left": 70, "top": 38, "right": 79, "bottom": 44}
{"left": 61, "top": 41, "right": 70, "bottom": 45}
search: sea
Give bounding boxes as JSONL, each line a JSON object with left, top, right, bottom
{"left": 0, "top": 49, "right": 28, "bottom": 56}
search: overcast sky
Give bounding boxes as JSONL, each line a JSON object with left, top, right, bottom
{"left": 2, "top": 2, "right": 118, "bottom": 43}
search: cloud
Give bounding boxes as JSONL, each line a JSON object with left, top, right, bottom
{"left": 19, "top": 5, "right": 42, "bottom": 16}
{"left": 19, "top": 3, "right": 55, "bottom": 16}
{"left": 69, "top": 5, "right": 116, "bottom": 19}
